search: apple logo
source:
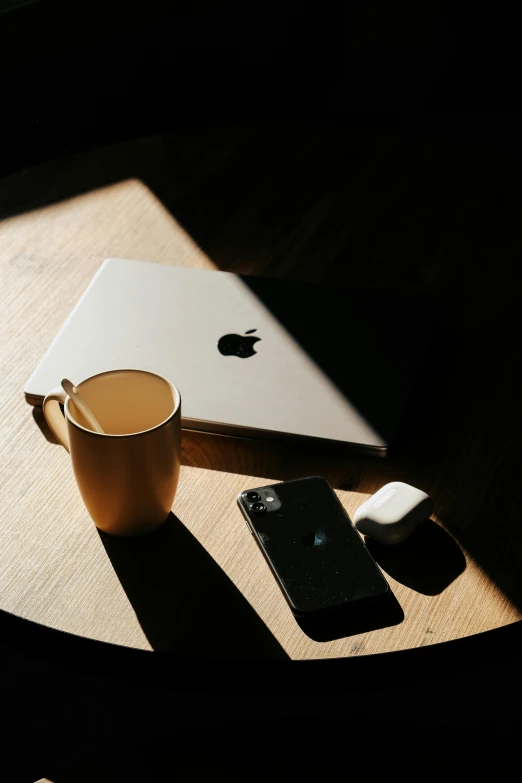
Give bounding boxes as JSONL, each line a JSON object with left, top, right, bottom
{"left": 218, "top": 329, "right": 261, "bottom": 358}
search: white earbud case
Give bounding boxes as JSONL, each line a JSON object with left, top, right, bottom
{"left": 353, "top": 481, "right": 433, "bottom": 545}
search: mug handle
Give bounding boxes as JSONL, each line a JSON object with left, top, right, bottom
{"left": 43, "top": 387, "right": 70, "bottom": 452}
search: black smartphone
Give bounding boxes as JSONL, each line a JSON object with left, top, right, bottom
{"left": 238, "top": 476, "right": 390, "bottom": 618}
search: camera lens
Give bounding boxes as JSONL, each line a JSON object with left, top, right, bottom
{"left": 251, "top": 502, "right": 267, "bottom": 515}
{"left": 245, "top": 491, "right": 261, "bottom": 502}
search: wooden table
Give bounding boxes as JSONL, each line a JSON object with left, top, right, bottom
{"left": 1, "top": 172, "right": 520, "bottom": 664}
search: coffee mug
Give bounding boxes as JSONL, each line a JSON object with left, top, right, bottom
{"left": 43, "top": 369, "right": 181, "bottom": 536}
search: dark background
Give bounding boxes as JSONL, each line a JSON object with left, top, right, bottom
{"left": 1, "top": 0, "right": 522, "bottom": 174}
{"left": 2, "top": 2, "right": 522, "bottom": 779}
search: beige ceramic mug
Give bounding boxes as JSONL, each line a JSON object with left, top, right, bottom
{"left": 43, "top": 369, "right": 181, "bottom": 536}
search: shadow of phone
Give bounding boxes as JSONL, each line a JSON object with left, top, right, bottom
{"left": 365, "top": 519, "right": 466, "bottom": 595}
{"left": 296, "top": 590, "right": 404, "bottom": 643}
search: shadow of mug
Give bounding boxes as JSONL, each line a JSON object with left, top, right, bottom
{"left": 32, "top": 405, "right": 59, "bottom": 445}
{"left": 99, "top": 512, "right": 289, "bottom": 661}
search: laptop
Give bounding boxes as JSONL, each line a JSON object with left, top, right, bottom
{"left": 25, "top": 258, "right": 434, "bottom": 456}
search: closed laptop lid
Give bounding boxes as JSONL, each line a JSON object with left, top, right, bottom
{"left": 25, "top": 258, "right": 433, "bottom": 453}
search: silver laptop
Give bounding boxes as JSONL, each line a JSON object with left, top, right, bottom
{"left": 25, "top": 258, "right": 432, "bottom": 455}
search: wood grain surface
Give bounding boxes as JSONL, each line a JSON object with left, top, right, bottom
{"left": 1, "top": 131, "right": 521, "bottom": 661}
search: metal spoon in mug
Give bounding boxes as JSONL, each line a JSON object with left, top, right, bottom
{"left": 61, "top": 378, "right": 105, "bottom": 434}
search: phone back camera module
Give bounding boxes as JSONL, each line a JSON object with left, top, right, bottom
{"left": 242, "top": 486, "right": 282, "bottom": 513}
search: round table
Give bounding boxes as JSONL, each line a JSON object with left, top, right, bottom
{"left": 1, "top": 165, "right": 520, "bottom": 670}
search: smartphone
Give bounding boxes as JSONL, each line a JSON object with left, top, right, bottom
{"left": 238, "top": 476, "right": 390, "bottom": 618}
